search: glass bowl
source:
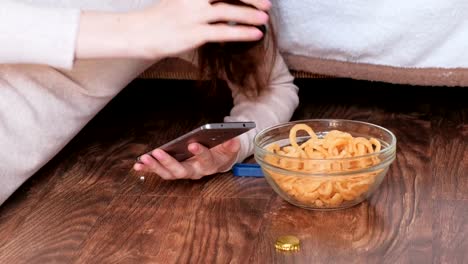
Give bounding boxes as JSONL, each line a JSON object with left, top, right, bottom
{"left": 254, "top": 119, "right": 397, "bottom": 210}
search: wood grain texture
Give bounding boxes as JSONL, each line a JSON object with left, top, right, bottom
{"left": 0, "top": 79, "right": 466, "bottom": 264}
{"left": 75, "top": 196, "right": 269, "bottom": 264}
{"left": 431, "top": 91, "right": 468, "bottom": 200}
{"left": 433, "top": 200, "right": 468, "bottom": 264}
{"left": 0, "top": 189, "right": 113, "bottom": 263}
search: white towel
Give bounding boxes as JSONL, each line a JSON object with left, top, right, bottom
{"left": 21, "top": 0, "right": 468, "bottom": 69}
{"left": 274, "top": 0, "right": 468, "bottom": 68}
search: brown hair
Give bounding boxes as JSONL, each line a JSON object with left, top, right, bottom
{"left": 197, "top": 2, "right": 277, "bottom": 98}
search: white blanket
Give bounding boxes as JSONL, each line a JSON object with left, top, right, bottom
{"left": 21, "top": 0, "right": 468, "bottom": 69}
{"left": 274, "top": 0, "right": 468, "bottom": 68}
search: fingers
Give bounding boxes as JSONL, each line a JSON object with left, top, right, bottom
{"left": 151, "top": 149, "right": 191, "bottom": 179}
{"left": 209, "top": 3, "right": 269, "bottom": 26}
{"left": 133, "top": 140, "right": 241, "bottom": 180}
{"left": 188, "top": 143, "right": 212, "bottom": 164}
{"left": 238, "top": 0, "right": 272, "bottom": 11}
{"left": 134, "top": 150, "right": 195, "bottom": 180}
{"left": 201, "top": 0, "right": 270, "bottom": 43}
{"left": 202, "top": 24, "right": 264, "bottom": 43}
{"left": 209, "top": 0, "right": 271, "bottom": 12}
{"left": 133, "top": 153, "right": 174, "bottom": 179}
{"left": 187, "top": 143, "right": 217, "bottom": 177}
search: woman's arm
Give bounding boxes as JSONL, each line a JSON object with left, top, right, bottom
{"left": 224, "top": 53, "right": 299, "bottom": 163}
{"left": 132, "top": 51, "right": 299, "bottom": 178}
{"left": 1, "top": 0, "right": 269, "bottom": 69}
{"left": 170, "top": 50, "right": 299, "bottom": 170}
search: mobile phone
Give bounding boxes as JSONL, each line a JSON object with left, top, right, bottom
{"left": 137, "top": 122, "right": 256, "bottom": 162}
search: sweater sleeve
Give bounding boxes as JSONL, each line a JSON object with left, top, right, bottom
{"left": 0, "top": 1, "right": 80, "bottom": 69}
{"left": 224, "top": 53, "right": 299, "bottom": 164}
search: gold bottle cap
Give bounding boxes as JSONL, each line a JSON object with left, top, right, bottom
{"left": 275, "top": 235, "right": 300, "bottom": 251}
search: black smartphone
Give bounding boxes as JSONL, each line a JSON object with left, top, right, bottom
{"left": 137, "top": 122, "right": 256, "bottom": 162}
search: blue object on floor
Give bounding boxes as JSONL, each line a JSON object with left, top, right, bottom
{"left": 232, "top": 163, "right": 264, "bottom": 177}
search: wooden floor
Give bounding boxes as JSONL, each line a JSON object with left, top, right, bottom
{"left": 0, "top": 78, "right": 466, "bottom": 263}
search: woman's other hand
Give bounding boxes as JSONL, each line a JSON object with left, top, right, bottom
{"left": 133, "top": 138, "right": 240, "bottom": 180}
{"left": 76, "top": 0, "right": 271, "bottom": 60}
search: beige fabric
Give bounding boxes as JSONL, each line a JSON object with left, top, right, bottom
{"left": 283, "top": 54, "right": 468, "bottom": 87}
{"left": 140, "top": 55, "right": 468, "bottom": 87}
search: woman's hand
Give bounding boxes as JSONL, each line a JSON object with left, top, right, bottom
{"left": 133, "top": 138, "right": 240, "bottom": 180}
{"left": 76, "top": 0, "right": 271, "bottom": 60}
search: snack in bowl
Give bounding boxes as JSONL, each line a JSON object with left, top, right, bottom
{"left": 254, "top": 119, "right": 397, "bottom": 210}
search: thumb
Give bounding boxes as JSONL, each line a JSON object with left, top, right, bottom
{"left": 214, "top": 138, "right": 241, "bottom": 172}
{"left": 212, "top": 138, "right": 240, "bottom": 158}
{"left": 220, "top": 138, "right": 241, "bottom": 154}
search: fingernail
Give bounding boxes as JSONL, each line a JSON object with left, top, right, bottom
{"left": 253, "top": 29, "right": 263, "bottom": 39}
{"left": 133, "top": 163, "right": 142, "bottom": 171}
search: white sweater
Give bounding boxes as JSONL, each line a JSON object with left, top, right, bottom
{"left": 0, "top": 0, "right": 299, "bottom": 205}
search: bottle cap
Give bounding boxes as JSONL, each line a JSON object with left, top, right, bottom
{"left": 275, "top": 235, "right": 300, "bottom": 251}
